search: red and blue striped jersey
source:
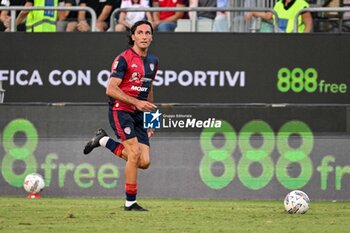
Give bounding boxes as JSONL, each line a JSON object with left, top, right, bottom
{"left": 109, "top": 48, "right": 159, "bottom": 112}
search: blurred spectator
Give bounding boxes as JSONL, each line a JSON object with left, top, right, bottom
{"left": 342, "top": 0, "right": 350, "bottom": 31}
{"left": 16, "top": 0, "right": 60, "bottom": 32}
{"left": 71, "top": 0, "right": 121, "bottom": 32}
{"left": 57, "top": 0, "right": 79, "bottom": 32}
{"left": 152, "top": 0, "right": 189, "bottom": 32}
{"left": 245, "top": 0, "right": 312, "bottom": 33}
{"left": 189, "top": 0, "right": 216, "bottom": 20}
{"left": 0, "top": 0, "right": 27, "bottom": 32}
{"left": 213, "top": 0, "right": 228, "bottom": 32}
{"left": 115, "top": 0, "right": 153, "bottom": 32}
{"left": 244, "top": 0, "right": 273, "bottom": 32}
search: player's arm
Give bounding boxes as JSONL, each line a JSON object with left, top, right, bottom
{"left": 147, "top": 84, "right": 154, "bottom": 103}
{"left": 106, "top": 78, "right": 156, "bottom": 112}
{"left": 146, "top": 83, "right": 155, "bottom": 138}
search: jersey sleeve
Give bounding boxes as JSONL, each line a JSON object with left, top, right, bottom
{"left": 110, "top": 55, "right": 128, "bottom": 79}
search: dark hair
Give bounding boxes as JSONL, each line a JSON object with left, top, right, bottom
{"left": 128, "top": 20, "right": 154, "bottom": 46}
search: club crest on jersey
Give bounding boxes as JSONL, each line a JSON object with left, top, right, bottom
{"left": 149, "top": 63, "right": 154, "bottom": 71}
{"left": 124, "top": 127, "right": 131, "bottom": 135}
{"left": 130, "top": 72, "right": 142, "bottom": 83}
{"left": 131, "top": 64, "right": 138, "bottom": 68}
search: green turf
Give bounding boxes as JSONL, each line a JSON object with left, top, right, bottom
{"left": 0, "top": 197, "right": 349, "bottom": 233}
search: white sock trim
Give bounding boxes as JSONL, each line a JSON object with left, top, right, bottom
{"left": 125, "top": 200, "right": 137, "bottom": 207}
{"left": 99, "top": 136, "right": 109, "bottom": 147}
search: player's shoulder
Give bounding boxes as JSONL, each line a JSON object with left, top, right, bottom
{"left": 113, "top": 49, "right": 131, "bottom": 62}
{"left": 120, "top": 48, "right": 132, "bottom": 57}
{"left": 147, "top": 52, "right": 159, "bottom": 64}
{"left": 111, "top": 50, "right": 129, "bottom": 71}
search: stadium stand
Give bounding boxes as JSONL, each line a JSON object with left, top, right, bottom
{"left": 1, "top": 0, "right": 350, "bottom": 32}
{"left": 313, "top": 0, "right": 350, "bottom": 32}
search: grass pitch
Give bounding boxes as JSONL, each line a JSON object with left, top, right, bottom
{"left": 0, "top": 197, "right": 349, "bottom": 233}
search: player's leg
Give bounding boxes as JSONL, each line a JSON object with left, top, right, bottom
{"left": 123, "top": 137, "right": 139, "bottom": 200}
{"left": 122, "top": 137, "right": 148, "bottom": 211}
{"left": 84, "top": 129, "right": 150, "bottom": 169}
{"left": 122, "top": 110, "right": 150, "bottom": 211}
{"left": 109, "top": 110, "right": 148, "bottom": 210}
{"left": 112, "top": 110, "right": 152, "bottom": 169}
{"left": 133, "top": 117, "right": 151, "bottom": 169}
{"left": 112, "top": 140, "right": 150, "bottom": 169}
{"left": 83, "top": 109, "right": 128, "bottom": 156}
{"left": 83, "top": 128, "right": 124, "bottom": 157}
{"left": 138, "top": 143, "right": 151, "bottom": 169}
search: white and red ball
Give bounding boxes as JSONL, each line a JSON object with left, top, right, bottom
{"left": 284, "top": 190, "right": 310, "bottom": 214}
{"left": 23, "top": 173, "right": 45, "bottom": 194}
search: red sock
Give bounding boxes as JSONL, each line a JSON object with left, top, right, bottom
{"left": 113, "top": 144, "right": 124, "bottom": 158}
{"left": 125, "top": 183, "right": 137, "bottom": 201}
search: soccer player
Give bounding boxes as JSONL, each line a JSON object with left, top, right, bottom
{"left": 83, "top": 20, "right": 159, "bottom": 211}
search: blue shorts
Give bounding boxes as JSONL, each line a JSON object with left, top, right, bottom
{"left": 108, "top": 109, "right": 149, "bottom": 146}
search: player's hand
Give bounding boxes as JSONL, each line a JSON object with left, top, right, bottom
{"left": 135, "top": 100, "right": 157, "bottom": 112}
{"left": 147, "top": 128, "right": 155, "bottom": 138}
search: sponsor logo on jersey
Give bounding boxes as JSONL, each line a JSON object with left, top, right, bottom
{"left": 131, "top": 86, "right": 148, "bottom": 92}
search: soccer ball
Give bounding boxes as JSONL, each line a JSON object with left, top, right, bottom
{"left": 23, "top": 173, "right": 45, "bottom": 194}
{"left": 284, "top": 190, "right": 310, "bottom": 214}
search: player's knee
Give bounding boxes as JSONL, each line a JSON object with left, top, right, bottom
{"left": 128, "top": 147, "right": 141, "bottom": 164}
{"left": 139, "top": 159, "right": 150, "bottom": 169}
